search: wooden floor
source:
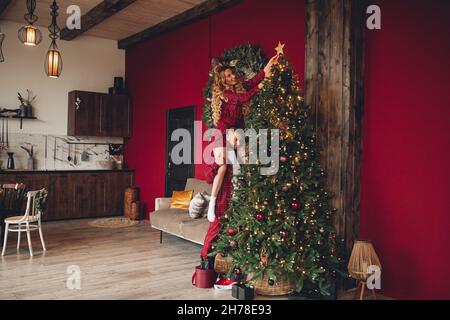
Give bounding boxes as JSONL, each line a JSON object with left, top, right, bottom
{"left": 0, "top": 218, "right": 381, "bottom": 300}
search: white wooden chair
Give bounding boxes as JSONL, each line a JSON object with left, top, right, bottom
{"left": 1, "top": 190, "right": 46, "bottom": 257}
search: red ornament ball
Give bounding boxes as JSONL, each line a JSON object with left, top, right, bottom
{"left": 228, "top": 228, "right": 236, "bottom": 236}
{"left": 280, "top": 230, "right": 288, "bottom": 239}
{"left": 280, "top": 156, "right": 288, "bottom": 162}
{"left": 291, "top": 200, "right": 301, "bottom": 210}
{"left": 255, "top": 212, "right": 264, "bottom": 221}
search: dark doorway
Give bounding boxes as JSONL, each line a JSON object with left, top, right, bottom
{"left": 165, "top": 106, "right": 195, "bottom": 197}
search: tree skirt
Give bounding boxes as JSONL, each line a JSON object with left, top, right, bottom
{"left": 88, "top": 217, "right": 139, "bottom": 228}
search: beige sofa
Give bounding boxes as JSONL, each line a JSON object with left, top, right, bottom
{"left": 150, "top": 178, "right": 212, "bottom": 245}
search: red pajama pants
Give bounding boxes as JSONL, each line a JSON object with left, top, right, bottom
{"left": 201, "top": 163, "right": 233, "bottom": 259}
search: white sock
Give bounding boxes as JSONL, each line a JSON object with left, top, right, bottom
{"left": 207, "top": 196, "right": 217, "bottom": 222}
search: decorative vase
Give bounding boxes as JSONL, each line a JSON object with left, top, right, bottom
{"left": 27, "top": 157, "right": 35, "bottom": 170}
{"left": 25, "top": 105, "right": 33, "bottom": 117}
{"left": 114, "top": 77, "right": 124, "bottom": 89}
{"left": 6, "top": 152, "right": 15, "bottom": 169}
{"left": 19, "top": 105, "right": 27, "bottom": 117}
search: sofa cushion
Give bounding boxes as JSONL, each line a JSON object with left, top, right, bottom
{"left": 150, "top": 208, "right": 188, "bottom": 235}
{"left": 181, "top": 218, "right": 210, "bottom": 244}
{"left": 188, "top": 192, "right": 208, "bottom": 219}
{"left": 170, "top": 190, "right": 193, "bottom": 209}
{"left": 185, "top": 178, "right": 212, "bottom": 195}
{"left": 150, "top": 208, "right": 209, "bottom": 244}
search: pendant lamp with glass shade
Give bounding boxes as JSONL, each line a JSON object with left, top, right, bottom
{"left": 18, "top": 0, "right": 43, "bottom": 46}
{"left": 45, "top": 0, "right": 62, "bottom": 78}
{"left": 0, "top": 27, "right": 5, "bottom": 62}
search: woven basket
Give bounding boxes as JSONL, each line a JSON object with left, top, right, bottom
{"left": 251, "top": 273, "right": 296, "bottom": 296}
{"left": 124, "top": 187, "right": 139, "bottom": 218}
{"left": 130, "top": 201, "right": 142, "bottom": 220}
{"left": 214, "top": 253, "right": 234, "bottom": 274}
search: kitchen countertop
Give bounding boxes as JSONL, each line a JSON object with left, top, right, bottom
{"left": 0, "top": 169, "right": 135, "bottom": 174}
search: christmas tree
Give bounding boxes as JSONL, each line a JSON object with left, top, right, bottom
{"left": 212, "top": 44, "right": 344, "bottom": 297}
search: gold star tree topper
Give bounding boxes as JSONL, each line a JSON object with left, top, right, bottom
{"left": 275, "top": 41, "right": 285, "bottom": 55}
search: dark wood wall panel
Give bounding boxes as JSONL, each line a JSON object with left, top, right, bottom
{"left": 305, "top": 0, "right": 365, "bottom": 253}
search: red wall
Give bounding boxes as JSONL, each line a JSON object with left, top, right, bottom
{"left": 125, "top": 0, "right": 305, "bottom": 213}
{"left": 361, "top": 0, "right": 450, "bottom": 299}
{"left": 125, "top": 0, "right": 450, "bottom": 300}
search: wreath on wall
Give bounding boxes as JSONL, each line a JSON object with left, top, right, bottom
{"left": 202, "top": 43, "right": 267, "bottom": 129}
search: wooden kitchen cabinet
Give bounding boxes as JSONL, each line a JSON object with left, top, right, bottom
{"left": 106, "top": 172, "right": 134, "bottom": 217}
{"left": 68, "top": 90, "right": 131, "bottom": 138}
{"left": 48, "top": 174, "right": 74, "bottom": 221}
{"left": 0, "top": 170, "right": 134, "bottom": 221}
{"left": 73, "top": 173, "right": 107, "bottom": 219}
{"left": 7, "top": 173, "right": 48, "bottom": 190}
{"left": 68, "top": 91, "right": 103, "bottom": 137}
{"left": 101, "top": 94, "right": 130, "bottom": 137}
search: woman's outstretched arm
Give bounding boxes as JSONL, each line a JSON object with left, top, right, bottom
{"left": 224, "top": 83, "right": 263, "bottom": 105}
{"left": 243, "top": 70, "right": 266, "bottom": 91}
{"left": 243, "top": 54, "right": 279, "bottom": 90}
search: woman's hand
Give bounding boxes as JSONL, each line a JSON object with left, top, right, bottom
{"left": 258, "top": 82, "right": 264, "bottom": 90}
{"left": 269, "top": 54, "right": 280, "bottom": 65}
{"left": 264, "top": 54, "right": 280, "bottom": 78}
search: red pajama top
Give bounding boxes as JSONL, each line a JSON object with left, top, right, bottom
{"left": 215, "top": 70, "right": 266, "bottom": 134}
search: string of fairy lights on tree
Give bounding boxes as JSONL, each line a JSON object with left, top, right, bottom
{"left": 208, "top": 43, "right": 345, "bottom": 297}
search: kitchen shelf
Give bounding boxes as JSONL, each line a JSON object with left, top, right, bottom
{"left": 0, "top": 115, "right": 37, "bottom": 129}
{"left": 65, "top": 141, "right": 118, "bottom": 145}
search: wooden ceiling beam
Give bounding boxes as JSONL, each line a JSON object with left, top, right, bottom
{"left": 0, "top": 0, "right": 12, "bottom": 17}
{"left": 60, "top": 0, "right": 137, "bottom": 41}
{"left": 118, "top": 0, "right": 242, "bottom": 49}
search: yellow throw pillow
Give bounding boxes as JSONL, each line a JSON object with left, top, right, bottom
{"left": 170, "top": 190, "right": 194, "bottom": 209}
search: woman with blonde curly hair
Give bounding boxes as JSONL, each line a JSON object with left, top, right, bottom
{"left": 201, "top": 53, "right": 279, "bottom": 260}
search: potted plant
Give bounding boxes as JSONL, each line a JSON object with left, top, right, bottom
{"left": 17, "top": 90, "right": 36, "bottom": 117}
{"left": 34, "top": 188, "right": 48, "bottom": 213}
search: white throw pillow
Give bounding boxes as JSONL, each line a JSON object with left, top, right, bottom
{"left": 189, "top": 192, "right": 209, "bottom": 219}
